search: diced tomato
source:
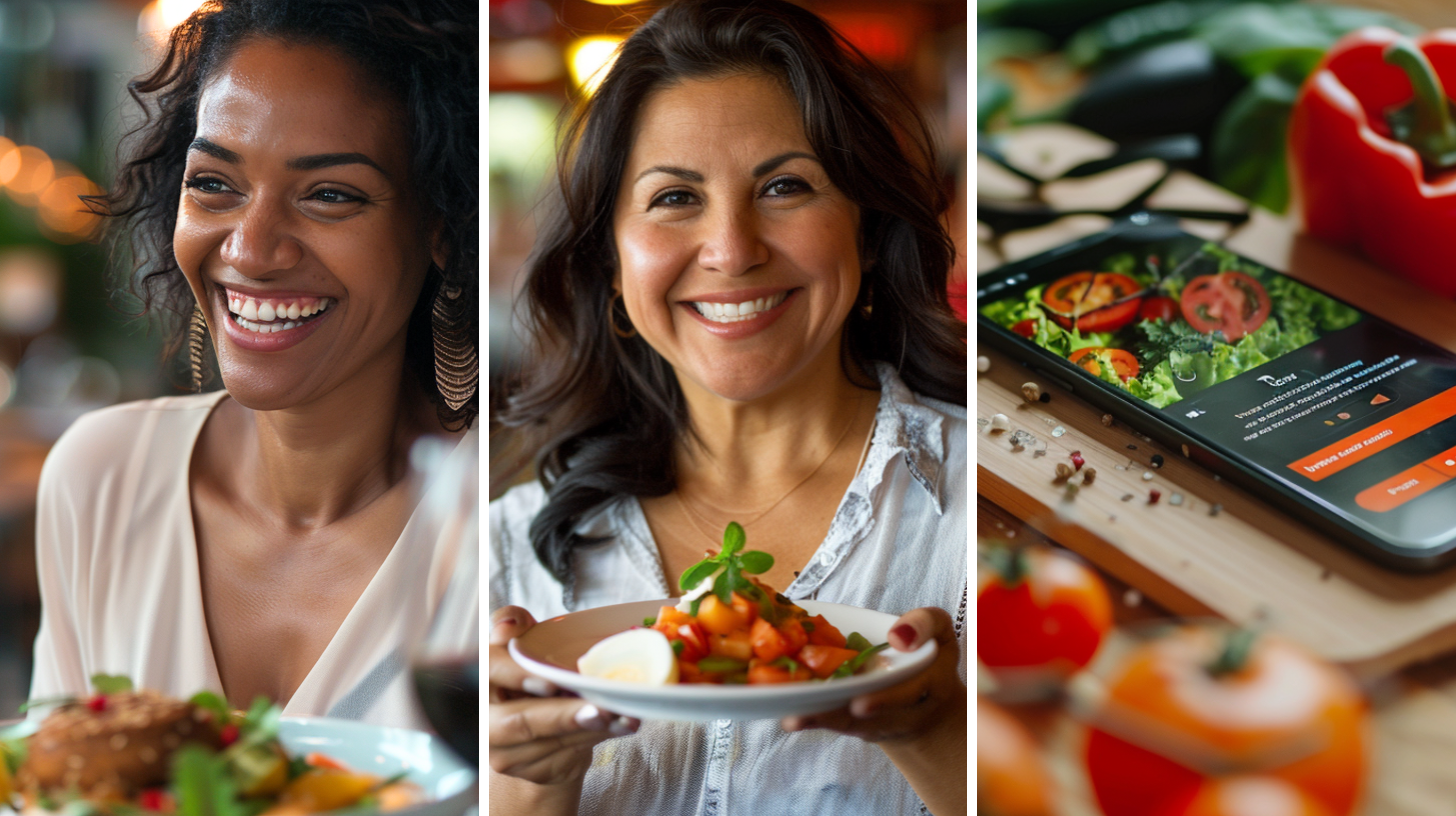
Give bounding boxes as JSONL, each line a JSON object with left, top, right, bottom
{"left": 750, "top": 617, "right": 790, "bottom": 662}
{"left": 729, "top": 592, "right": 758, "bottom": 628}
{"left": 1011, "top": 319, "right": 1037, "bottom": 338}
{"left": 696, "top": 595, "right": 740, "bottom": 636}
{"left": 777, "top": 616, "right": 809, "bottom": 656}
{"left": 709, "top": 631, "right": 753, "bottom": 662}
{"left": 805, "top": 614, "right": 847, "bottom": 648}
{"left": 747, "top": 661, "right": 814, "bottom": 684}
{"left": 676, "top": 622, "right": 710, "bottom": 663}
{"left": 678, "top": 660, "right": 706, "bottom": 684}
{"left": 799, "top": 645, "right": 862, "bottom": 679}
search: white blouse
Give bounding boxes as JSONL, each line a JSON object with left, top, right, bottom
{"left": 489, "top": 364, "right": 967, "bottom": 816}
{"left": 29, "top": 391, "right": 479, "bottom": 730}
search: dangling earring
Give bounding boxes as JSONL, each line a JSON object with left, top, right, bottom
{"left": 189, "top": 306, "right": 207, "bottom": 393}
{"left": 609, "top": 292, "right": 636, "bottom": 339}
{"left": 859, "top": 282, "right": 874, "bottom": 320}
{"left": 432, "top": 279, "right": 478, "bottom": 411}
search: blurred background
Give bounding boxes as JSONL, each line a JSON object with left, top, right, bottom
{"left": 0, "top": 0, "right": 208, "bottom": 717}
{"left": 487, "top": 0, "right": 969, "bottom": 498}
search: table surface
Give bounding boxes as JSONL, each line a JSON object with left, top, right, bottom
{"left": 977, "top": 124, "right": 1456, "bottom": 816}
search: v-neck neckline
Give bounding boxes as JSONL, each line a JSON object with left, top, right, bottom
{"left": 178, "top": 392, "right": 461, "bottom": 712}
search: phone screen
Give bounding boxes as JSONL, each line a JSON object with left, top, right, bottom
{"left": 978, "top": 223, "right": 1456, "bottom": 566}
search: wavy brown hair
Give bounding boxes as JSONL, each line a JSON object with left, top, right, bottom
{"left": 96, "top": 0, "right": 477, "bottom": 429}
{"left": 497, "top": 0, "right": 965, "bottom": 583}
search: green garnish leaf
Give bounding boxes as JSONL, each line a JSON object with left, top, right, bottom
{"left": 696, "top": 657, "right": 748, "bottom": 673}
{"left": 739, "top": 550, "right": 773, "bottom": 574}
{"left": 286, "top": 755, "right": 311, "bottom": 781}
{"left": 90, "top": 674, "right": 134, "bottom": 695}
{"left": 1, "top": 734, "right": 28, "bottom": 776}
{"left": 643, "top": 617, "right": 657, "bottom": 627}
{"left": 173, "top": 746, "right": 248, "bottom": 816}
{"left": 832, "top": 642, "right": 890, "bottom": 679}
{"left": 188, "top": 691, "right": 231, "bottom": 724}
{"left": 671, "top": 640, "right": 685, "bottom": 657}
{"left": 17, "top": 695, "right": 77, "bottom": 714}
{"left": 721, "top": 522, "right": 746, "bottom": 556}
{"left": 846, "top": 632, "right": 872, "bottom": 652}
{"left": 771, "top": 657, "right": 801, "bottom": 674}
{"left": 712, "top": 569, "right": 733, "bottom": 604}
{"left": 238, "top": 697, "right": 280, "bottom": 743}
{"left": 679, "top": 560, "right": 721, "bottom": 593}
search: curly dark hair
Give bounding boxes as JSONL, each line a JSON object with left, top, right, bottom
{"left": 98, "top": 0, "right": 478, "bottom": 430}
{"left": 497, "top": 0, "right": 966, "bottom": 584}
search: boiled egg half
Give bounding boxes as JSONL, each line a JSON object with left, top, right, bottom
{"left": 577, "top": 628, "right": 680, "bottom": 685}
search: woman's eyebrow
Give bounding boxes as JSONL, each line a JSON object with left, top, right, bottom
{"left": 634, "top": 165, "right": 703, "bottom": 184}
{"left": 752, "top": 151, "right": 818, "bottom": 176}
{"left": 286, "top": 152, "right": 390, "bottom": 178}
{"left": 188, "top": 138, "right": 242, "bottom": 164}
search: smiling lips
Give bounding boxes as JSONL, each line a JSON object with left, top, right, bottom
{"left": 225, "top": 289, "right": 334, "bottom": 334}
{"left": 689, "top": 291, "right": 789, "bottom": 324}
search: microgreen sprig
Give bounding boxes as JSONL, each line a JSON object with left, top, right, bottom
{"left": 678, "top": 522, "right": 776, "bottom": 617}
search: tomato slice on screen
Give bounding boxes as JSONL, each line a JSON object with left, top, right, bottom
{"left": 1069, "top": 347, "right": 1140, "bottom": 382}
{"left": 1041, "top": 272, "right": 1144, "bottom": 333}
{"left": 1138, "top": 295, "right": 1179, "bottom": 323}
{"left": 1179, "top": 272, "right": 1271, "bottom": 341}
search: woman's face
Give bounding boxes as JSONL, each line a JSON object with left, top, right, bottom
{"left": 173, "top": 38, "right": 436, "bottom": 411}
{"left": 612, "top": 72, "right": 862, "bottom": 404}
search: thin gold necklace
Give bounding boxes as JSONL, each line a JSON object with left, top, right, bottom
{"left": 675, "top": 392, "right": 873, "bottom": 547}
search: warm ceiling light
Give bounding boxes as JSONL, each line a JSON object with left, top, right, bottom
{"left": 138, "top": 0, "right": 207, "bottom": 36}
{"left": 568, "top": 36, "right": 625, "bottom": 96}
{"left": 0, "top": 146, "right": 52, "bottom": 200}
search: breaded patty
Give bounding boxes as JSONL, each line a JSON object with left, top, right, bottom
{"left": 17, "top": 690, "right": 224, "bottom": 800}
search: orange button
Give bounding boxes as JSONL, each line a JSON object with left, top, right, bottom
{"left": 1356, "top": 465, "right": 1451, "bottom": 512}
{"left": 1289, "top": 384, "right": 1456, "bottom": 481}
{"left": 1427, "top": 446, "right": 1456, "bottom": 478}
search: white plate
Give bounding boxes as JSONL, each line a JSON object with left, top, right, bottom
{"left": 508, "top": 599, "right": 937, "bottom": 722}
{"left": 0, "top": 716, "right": 476, "bottom": 816}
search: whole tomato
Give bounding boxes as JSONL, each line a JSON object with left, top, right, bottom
{"left": 977, "top": 697, "right": 1055, "bottom": 816}
{"left": 978, "top": 544, "right": 1113, "bottom": 685}
{"left": 1156, "top": 776, "right": 1333, "bottom": 816}
{"left": 1083, "top": 626, "right": 1368, "bottom": 816}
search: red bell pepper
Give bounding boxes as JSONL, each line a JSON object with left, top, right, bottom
{"left": 1288, "top": 28, "right": 1456, "bottom": 297}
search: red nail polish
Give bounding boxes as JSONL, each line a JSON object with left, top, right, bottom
{"left": 891, "top": 624, "right": 916, "bottom": 645}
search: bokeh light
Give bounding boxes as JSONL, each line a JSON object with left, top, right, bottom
{"left": 0, "top": 146, "right": 54, "bottom": 206}
{"left": 568, "top": 36, "right": 625, "bottom": 96}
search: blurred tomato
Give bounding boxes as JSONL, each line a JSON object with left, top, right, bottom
{"left": 1138, "top": 295, "right": 1180, "bottom": 323}
{"left": 978, "top": 697, "right": 1055, "bottom": 816}
{"left": 1083, "top": 626, "right": 1368, "bottom": 816}
{"left": 1156, "top": 776, "right": 1334, "bottom": 816}
{"left": 978, "top": 545, "right": 1113, "bottom": 682}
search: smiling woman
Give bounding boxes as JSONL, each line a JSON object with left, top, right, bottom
{"left": 489, "top": 1, "right": 966, "bottom": 814}
{"left": 26, "top": 0, "right": 478, "bottom": 732}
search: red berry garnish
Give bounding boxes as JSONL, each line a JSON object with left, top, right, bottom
{"left": 86, "top": 694, "right": 107, "bottom": 712}
{"left": 138, "top": 789, "right": 169, "bottom": 812}
{"left": 1070, "top": 452, "right": 1086, "bottom": 471}
{"left": 219, "top": 723, "right": 240, "bottom": 746}
{"left": 1149, "top": 489, "right": 1162, "bottom": 504}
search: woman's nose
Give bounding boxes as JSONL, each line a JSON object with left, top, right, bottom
{"left": 218, "top": 197, "right": 303, "bottom": 278}
{"left": 696, "top": 206, "right": 768, "bottom": 276}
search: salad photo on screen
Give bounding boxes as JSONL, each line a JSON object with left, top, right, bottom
{"left": 980, "top": 243, "right": 1362, "bottom": 408}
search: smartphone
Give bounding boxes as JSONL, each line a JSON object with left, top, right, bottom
{"left": 977, "top": 216, "right": 1456, "bottom": 572}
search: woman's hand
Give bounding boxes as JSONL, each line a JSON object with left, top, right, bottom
{"left": 782, "top": 606, "right": 967, "bottom": 815}
{"left": 488, "top": 606, "right": 640, "bottom": 816}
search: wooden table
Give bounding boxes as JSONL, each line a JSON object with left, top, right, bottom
{"left": 977, "top": 124, "right": 1456, "bottom": 816}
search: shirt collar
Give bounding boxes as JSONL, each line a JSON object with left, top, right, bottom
{"left": 863, "top": 362, "right": 947, "bottom": 514}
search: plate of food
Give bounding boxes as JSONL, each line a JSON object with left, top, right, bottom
{"left": 0, "top": 679, "right": 476, "bottom": 816}
{"left": 508, "top": 523, "right": 937, "bottom": 722}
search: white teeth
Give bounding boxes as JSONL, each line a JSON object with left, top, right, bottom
{"left": 692, "top": 292, "right": 787, "bottom": 323}
{"left": 227, "top": 295, "right": 334, "bottom": 334}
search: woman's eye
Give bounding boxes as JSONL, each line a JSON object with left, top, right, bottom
{"left": 184, "top": 176, "right": 232, "bottom": 195}
{"left": 309, "top": 188, "right": 361, "bottom": 204}
{"left": 649, "top": 190, "right": 697, "bottom": 209}
{"left": 763, "top": 177, "right": 810, "bottom": 197}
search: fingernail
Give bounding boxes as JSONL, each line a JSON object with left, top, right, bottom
{"left": 496, "top": 616, "right": 518, "bottom": 628}
{"left": 891, "top": 624, "right": 917, "bottom": 645}
{"left": 608, "top": 716, "right": 640, "bottom": 736}
{"left": 522, "top": 677, "right": 556, "bottom": 697}
{"left": 574, "top": 704, "right": 610, "bottom": 730}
